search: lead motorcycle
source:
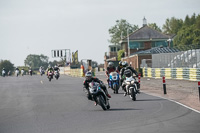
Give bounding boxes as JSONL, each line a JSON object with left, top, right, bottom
{"left": 89, "top": 81, "right": 110, "bottom": 110}
{"left": 109, "top": 72, "right": 120, "bottom": 94}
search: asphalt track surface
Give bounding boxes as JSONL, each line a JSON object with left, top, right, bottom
{"left": 0, "top": 73, "right": 200, "bottom": 133}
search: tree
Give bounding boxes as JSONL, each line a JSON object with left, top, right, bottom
{"left": 108, "top": 19, "right": 139, "bottom": 45}
{"left": 49, "top": 60, "right": 58, "bottom": 68}
{"left": 173, "top": 25, "right": 200, "bottom": 48}
{"left": 0, "top": 60, "right": 14, "bottom": 75}
{"left": 117, "top": 49, "right": 125, "bottom": 61}
{"left": 162, "top": 17, "right": 183, "bottom": 34}
{"left": 148, "top": 23, "right": 162, "bottom": 32}
{"left": 172, "top": 13, "right": 200, "bottom": 48}
{"left": 24, "top": 54, "right": 49, "bottom": 69}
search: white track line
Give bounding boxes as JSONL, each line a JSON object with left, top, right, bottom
{"left": 143, "top": 92, "right": 200, "bottom": 114}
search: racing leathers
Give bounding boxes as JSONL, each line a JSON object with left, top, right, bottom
{"left": 83, "top": 77, "right": 111, "bottom": 100}
{"left": 105, "top": 66, "right": 116, "bottom": 85}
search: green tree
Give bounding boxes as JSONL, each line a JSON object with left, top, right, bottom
{"left": 148, "top": 23, "right": 162, "bottom": 32}
{"left": 108, "top": 19, "right": 139, "bottom": 45}
{"left": 0, "top": 60, "right": 14, "bottom": 75}
{"left": 173, "top": 25, "right": 200, "bottom": 48}
{"left": 162, "top": 17, "right": 183, "bottom": 34}
{"left": 24, "top": 54, "right": 49, "bottom": 69}
{"left": 195, "top": 14, "right": 200, "bottom": 29}
{"left": 117, "top": 49, "right": 125, "bottom": 61}
{"left": 49, "top": 60, "right": 58, "bottom": 68}
{"left": 184, "top": 15, "right": 190, "bottom": 27}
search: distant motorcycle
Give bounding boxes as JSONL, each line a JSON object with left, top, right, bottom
{"left": 2, "top": 70, "right": 6, "bottom": 77}
{"left": 89, "top": 81, "right": 110, "bottom": 110}
{"left": 29, "top": 69, "right": 32, "bottom": 76}
{"left": 40, "top": 69, "right": 45, "bottom": 76}
{"left": 48, "top": 71, "right": 53, "bottom": 81}
{"left": 21, "top": 70, "right": 24, "bottom": 76}
{"left": 7, "top": 71, "right": 11, "bottom": 76}
{"left": 124, "top": 76, "right": 138, "bottom": 101}
{"left": 15, "top": 70, "right": 19, "bottom": 77}
{"left": 54, "top": 70, "right": 59, "bottom": 80}
{"left": 109, "top": 72, "right": 120, "bottom": 94}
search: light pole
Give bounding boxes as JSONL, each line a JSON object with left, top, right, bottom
{"left": 127, "top": 29, "right": 130, "bottom": 56}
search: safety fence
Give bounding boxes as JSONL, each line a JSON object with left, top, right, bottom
{"left": 143, "top": 68, "right": 200, "bottom": 81}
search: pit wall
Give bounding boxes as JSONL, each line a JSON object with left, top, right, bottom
{"left": 142, "top": 68, "right": 200, "bottom": 81}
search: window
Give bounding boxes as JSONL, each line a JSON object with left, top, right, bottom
{"left": 129, "top": 42, "right": 144, "bottom": 49}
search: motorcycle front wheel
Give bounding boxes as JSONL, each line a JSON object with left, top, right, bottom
{"left": 131, "top": 87, "right": 136, "bottom": 101}
{"left": 98, "top": 95, "right": 107, "bottom": 110}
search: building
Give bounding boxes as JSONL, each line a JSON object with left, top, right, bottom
{"left": 120, "top": 18, "right": 175, "bottom": 69}
{"left": 104, "top": 18, "right": 175, "bottom": 69}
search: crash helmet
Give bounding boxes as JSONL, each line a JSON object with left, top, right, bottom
{"left": 108, "top": 62, "right": 114, "bottom": 67}
{"left": 124, "top": 69, "right": 132, "bottom": 78}
{"left": 85, "top": 71, "right": 92, "bottom": 80}
{"left": 122, "top": 61, "right": 128, "bottom": 67}
{"left": 119, "top": 61, "right": 123, "bottom": 67}
{"left": 54, "top": 65, "right": 58, "bottom": 68}
{"left": 3, "top": 68, "right": 5, "bottom": 70}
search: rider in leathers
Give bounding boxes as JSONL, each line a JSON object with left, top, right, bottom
{"left": 120, "top": 61, "right": 140, "bottom": 96}
{"left": 105, "top": 62, "right": 116, "bottom": 86}
{"left": 83, "top": 71, "right": 111, "bottom": 105}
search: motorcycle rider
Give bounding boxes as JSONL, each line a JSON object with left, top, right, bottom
{"left": 54, "top": 65, "right": 60, "bottom": 72}
{"left": 83, "top": 71, "right": 111, "bottom": 105}
{"left": 29, "top": 67, "right": 33, "bottom": 75}
{"left": 120, "top": 61, "right": 140, "bottom": 96}
{"left": 54, "top": 65, "right": 60, "bottom": 78}
{"left": 2, "top": 68, "right": 6, "bottom": 76}
{"left": 21, "top": 68, "right": 24, "bottom": 76}
{"left": 116, "top": 61, "right": 123, "bottom": 74}
{"left": 105, "top": 62, "right": 116, "bottom": 87}
{"left": 46, "top": 65, "right": 54, "bottom": 78}
{"left": 39, "top": 66, "right": 44, "bottom": 73}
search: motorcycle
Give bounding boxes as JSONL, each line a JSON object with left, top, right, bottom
{"left": 48, "top": 71, "right": 53, "bottom": 81}
{"left": 89, "top": 81, "right": 110, "bottom": 110}
{"left": 124, "top": 76, "right": 138, "bottom": 101}
{"left": 40, "top": 69, "right": 45, "bottom": 76}
{"left": 21, "top": 70, "right": 24, "bottom": 76}
{"left": 109, "top": 72, "right": 120, "bottom": 94}
{"left": 2, "top": 70, "right": 6, "bottom": 77}
{"left": 15, "top": 70, "right": 19, "bottom": 77}
{"left": 29, "top": 69, "right": 32, "bottom": 76}
{"left": 54, "top": 70, "right": 59, "bottom": 80}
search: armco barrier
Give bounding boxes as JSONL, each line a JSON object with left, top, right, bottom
{"left": 143, "top": 68, "right": 200, "bottom": 81}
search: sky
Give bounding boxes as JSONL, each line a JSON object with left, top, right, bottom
{"left": 0, "top": 0, "right": 200, "bottom": 66}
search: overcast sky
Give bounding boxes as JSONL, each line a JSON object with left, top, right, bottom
{"left": 0, "top": 0, "right": 200, "bottom": 66}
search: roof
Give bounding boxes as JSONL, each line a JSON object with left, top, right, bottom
{"left": 130, "top": 47, "right": 180, "bottom": 56}
{"left": 123, "top": 26, "right": 170, "bottom": 41}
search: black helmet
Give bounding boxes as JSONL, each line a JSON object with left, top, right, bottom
{"left": 85, "top": 71, "right": 92, "bottom": 80}
{"left": 119, "top": 61, "right": 122, "bottom": 66}
{"left": 124, "top": 69, "right": 132, "bottom": 77}
{"left": 122, "top": 61, "right": 128, "bottom": 67}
